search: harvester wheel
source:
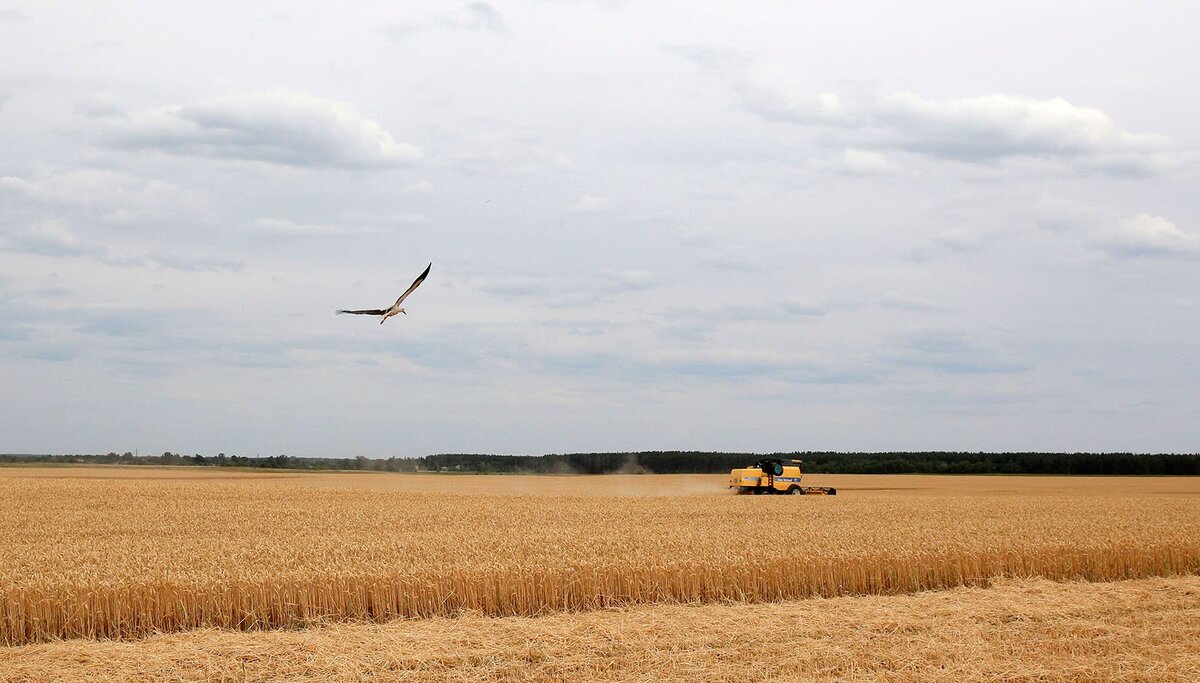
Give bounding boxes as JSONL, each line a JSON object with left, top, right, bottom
{"left": 788, "top": 486, "right": 802, "bottom": 495}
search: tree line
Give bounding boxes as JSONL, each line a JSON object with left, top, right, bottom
{"left": 2, "top": 450, "right": 1199, "bottom": 475}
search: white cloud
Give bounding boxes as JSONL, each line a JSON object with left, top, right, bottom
{"left": 382, "top": 2, "right": 507, "bottom": 40}
{"left": 3, "top": 220, "right": 89, "bottom": 257}
{"left": 702, "top": 57, "right": 1173, "bottom": 174}
{"left": 251, "top": 211, "right": 433, "bottom": 237}
{"left": 604, "top": 268, "right": 654, "bottom": 291}
{"left": 734, "top": 63, "right": 846, "bottom": 125}
{"left": 457, "top": 2, "right": 506, "bottom": 33}
{"left": 1100, "top": 214, "right": 1199, "bottom": 259}
{"left": 341, "top": 211, "right": 433, "bottom": 227}
{"left": 107, "top": 90, "right": 423, "bottom": 168}
{"left": 873, "top": 93, "right": 1169, "bottom": 170}
{"left": 404, "top": 181, "right": 434, "bottom": 194}
{"left": 567, "top": 194, "right": 611, "bottom": 213}
{"left": 808, "top": 148, "right": 902, "bottom": 176}
{"left": 442, "top": 144, "right": 574, "bottom": 175}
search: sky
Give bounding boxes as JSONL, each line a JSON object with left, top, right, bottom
{"left": 1, "top": 1, "right": 1197, "bottom": 457}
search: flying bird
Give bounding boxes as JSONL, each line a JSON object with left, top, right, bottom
{"left": 336, "top": 263, "right": 431, "bottom": 324}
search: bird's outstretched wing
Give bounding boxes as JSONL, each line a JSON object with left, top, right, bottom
{"left": 336, "top": 309, "right": 387, "bottom": 315}
{"left": 391, "top": 262, "right": 431, "bottom": 308}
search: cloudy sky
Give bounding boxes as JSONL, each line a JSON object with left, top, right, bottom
{"left": 2, "top": 1, "right": 1197, "bottom": 457}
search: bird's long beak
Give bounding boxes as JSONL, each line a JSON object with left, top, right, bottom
{"left": 402, "top": 310, "right": 407, "bottom": 315}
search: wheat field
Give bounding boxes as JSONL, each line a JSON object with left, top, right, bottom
{"left": 2, "top": 467, "right": 1199, "bottom": 645}
{"left": 4, "top": 575, "right": 1198, "bottom": 682}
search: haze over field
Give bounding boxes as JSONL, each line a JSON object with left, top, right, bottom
{"left": 1, "top": 2, "right": 1198, "bottom": 457}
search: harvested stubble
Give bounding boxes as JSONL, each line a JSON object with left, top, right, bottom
{"left": 1, "top": 468, "right": 1199, "bottom": 644}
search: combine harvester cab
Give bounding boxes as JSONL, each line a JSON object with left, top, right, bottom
{"left": 729, "top": 458, "right": 837, "bottom": 495}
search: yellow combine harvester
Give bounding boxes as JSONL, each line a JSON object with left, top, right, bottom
{"left": 729, "top": 458, "right": 837, "bottom": 495}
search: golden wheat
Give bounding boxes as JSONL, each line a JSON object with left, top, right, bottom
{"left": 4, "top": 576, "right": 1200, "bottom": 682}
{"left": 1, "top": 468, "right": 1198, "bottom": 644}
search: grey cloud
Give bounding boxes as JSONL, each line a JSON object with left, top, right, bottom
{"left": 74, "top": 93, "right": 125, "bottom": 119}
{"left": 1031, "top": 199, "right": 1104, "bottom": 234}
{"left": 341, "top": 210, "right": 433, "bottom": 227}
{"left": 0, "top": 169, "right": 198, "bottom": 223}
{"left": 658, "top": 302, "right": 825, "bottom": 344}
{"left": 248, "top": 218, "right": 387, "bottom": 238}
{"left": 881, "top": 330, "right": 1029, "bottom": 375}
{"left": 673, "top": 226, "right": 715, "bottom": 248}
{"left": 18, "top": 303, "right": 306, "bottom": 372}
{"left": 699, "top": 258, "right": 763, "bottom": 273}
{"left": 477, "top": 269, "right": 658, "bottom": 307}
{"left": 76, "top": 307, "right": 173, "bottom": 337}
{"left": 1, "top": 220, "right": 240, "bottom": 272}
{"left": 535, "top": 318, "right": 613, "bottom": 338}
{"left": 32, "top": 286, "right": 75, "bottom": 299}
{"left": 650, "top": 354, "right": 809, "bottom": 380}
{"left": 631, "top": 349, "right": 878, "bottom": 385}
{"left": 906, "top": 226, "right": 999, "bottom": 262}
{"left": 0, "top": 325, "right": 30, "bottom": 342}
{"left": 663, "top": 44, "right": 748, "bottom": 71}
{"left": 107, "top": 91, "right": 422, "bottom": 168}
{"left": 664, "top": 302, "right": 825, "bottom": 323}
{"left": 877, "top": 292, "right": 950, "bottom": 312}
{"left": 379, "top": 22, "right": 422, "bottom": 41}
{"left": 781, "top": 301, "right": 826, "bottom": 316}
{"left": 146, "top": 250, "right": 242, "bottom": 272}
{"left": 897, "top": 330, "right": 973, "bottom": 355}
{"left": 0, "top": 8, "right": 30, "bottom": 22}
{"left": 697, "top": 243, "right": 764, "bottom": 273}
{"left": 892, "top": 356, "right": 1029, "bottom": 375}
{"left": 930, "top": 228, "right": 985, "bottom": 253}
{"left": 25, "top": 345, "right": 78, "bottom": 362}
{"left": 499, "top": 333, "right": 876, "bottom": 386}
{"left": 658, "top": 305, "right": 782, "bottom": 343}
{"left": 3, "top": 221, "right": 92, "bottom": 258}
{"left": 457, "top": 3, "right": 506, "bottom": 33}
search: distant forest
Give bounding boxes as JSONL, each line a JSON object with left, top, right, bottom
{"left": 2, "top": 450, "right": 1199, "bottom": 475}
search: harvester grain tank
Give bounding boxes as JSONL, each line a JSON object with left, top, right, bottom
{"left": 729, "top": 458, "right": 837, "bottom": 495}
